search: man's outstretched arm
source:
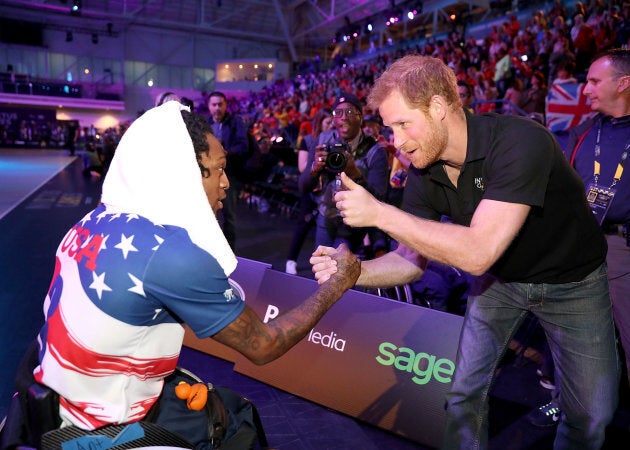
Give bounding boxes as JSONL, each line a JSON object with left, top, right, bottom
{"left": 212, "top": 244, "right": 360, "bottom": 365}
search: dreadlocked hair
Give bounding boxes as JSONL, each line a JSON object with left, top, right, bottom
{"left": 180, "top": 109, "right": 213, "bottom": 178}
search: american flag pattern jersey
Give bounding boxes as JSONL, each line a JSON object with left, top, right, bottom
{"left": 34, "top": 204, "right": 245, "bottom": 429}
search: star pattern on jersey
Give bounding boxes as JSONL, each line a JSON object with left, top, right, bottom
{"left": 128, "top": 273, "right": 145, "bottom": 297}
{"left": 152, "top": 234, "right": 164, "bottom": 251}
{"left": 114, "top": 234, "right": 138, "bottom": 259}
{"left": 95, "top": 210, "right": 109, "bottom": 224}
{"left": 79, "top": 212, "right": 92, "bottom": 227}
{"left": 90, "top": 271, "right": 112, "bottom": 300}
{"left": 99, "top": 234, "right": 109, "bottom": 252}
{"left": 77, "top": 207, "right": 165, "bottom": 306}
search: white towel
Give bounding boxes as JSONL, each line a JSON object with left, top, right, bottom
{"left": 101, "top": 101, "right": 237, "bottom": 276}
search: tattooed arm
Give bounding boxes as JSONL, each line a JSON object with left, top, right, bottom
{"left": 212, "top": 244, "right": 360, "bottom": 365}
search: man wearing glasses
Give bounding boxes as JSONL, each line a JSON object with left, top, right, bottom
{"left": 298, "top": 92, "right": 389, "bottom": 256}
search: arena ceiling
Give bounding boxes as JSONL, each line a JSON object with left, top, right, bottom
{"left": 0, "top": 0, "right": 490, "bottom": 60}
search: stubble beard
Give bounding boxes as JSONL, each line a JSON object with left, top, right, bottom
{"left": 413, "top": 118, "right": 448, "bottom": 169}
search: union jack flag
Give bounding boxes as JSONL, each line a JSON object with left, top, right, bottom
{"left": 546, "top": 83, "right": 596, "bottom": 132}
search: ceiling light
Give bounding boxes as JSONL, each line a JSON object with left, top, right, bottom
{"left": 70, "top": 0, "right": 81, "bottom": 15}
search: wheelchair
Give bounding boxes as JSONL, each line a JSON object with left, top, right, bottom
{"left": 360, "top": 284, "right": 415, "bottom": 304}
{"left": 0, "top": 342, "right": 268, "bottom": 450}
{"left": 0, "top": 340, "right": 195, "bottom": 449}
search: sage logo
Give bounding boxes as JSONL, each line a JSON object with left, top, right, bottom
{"left": 375, "top": 342, "right": 455, "bottom": 385}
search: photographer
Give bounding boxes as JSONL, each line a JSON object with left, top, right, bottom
{"left": 298, "top": 92, "right": 389, "bottom": 255}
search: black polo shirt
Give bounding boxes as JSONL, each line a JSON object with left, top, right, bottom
{"left": 402, "top": 111, "right": 606, "bottom": 283}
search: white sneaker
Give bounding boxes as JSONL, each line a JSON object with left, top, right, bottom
{"left": 285, "top": 260, "right": 297, "bottom": 275}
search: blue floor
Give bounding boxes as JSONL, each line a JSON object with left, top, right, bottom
{"left": 1, "top": 149, "right": 628, "bottom": 449}
{"left": 0, "top": 150, "right": 75, "bottom": 220}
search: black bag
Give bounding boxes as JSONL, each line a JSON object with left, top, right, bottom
{"left": 145, "top": 367, "right": 268, "bottom": 450}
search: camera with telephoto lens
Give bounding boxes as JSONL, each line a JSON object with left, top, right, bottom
{"left": 323, "top": 142, "right": 349, "bottom": 173}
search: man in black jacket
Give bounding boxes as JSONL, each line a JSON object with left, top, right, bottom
{"left": 207, "top": 91, "right": 250, "bottom": 249}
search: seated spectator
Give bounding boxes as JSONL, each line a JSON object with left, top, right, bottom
{"left": 593, "top": 11, "right": 620, "bottom": 52}
{"left": 519, "top": 70, "right": 548, "bottom": 117}
{"left": 502, "top": 77, "right": 525, "bottom": 114}
{"left": 457, "top": 80, "right": 475, "bottom": 112}
{"left": 552, "top": 61, "right": 578, "bottom": 84}
{"left": 411, "top": 261, "right": 472, "bottom": 315}
{"left": 548, "top": 35, "right": 576, "bottom": 81}
{"left": 571, "top": 14, "right": 597, "bottom": 73}
{"left": 362, "top": 113, "right": 387, "bottom": 146}
{"left": 81, "top": 144, "right": 105, "bottom": 178}
{"left": 477, "top": 78, "right": 499, "bottom": 113}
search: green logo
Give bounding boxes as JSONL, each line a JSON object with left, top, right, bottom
{"left": 375, "top": 342, "right": 455, "bottom": 385}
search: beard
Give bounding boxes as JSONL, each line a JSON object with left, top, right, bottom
{"left": 411, "top": 117, "right": 448, "bottom": 169}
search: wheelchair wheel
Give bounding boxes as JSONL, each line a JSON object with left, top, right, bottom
{"left": 360, "top": 284, "right": 414, "bottom": 303}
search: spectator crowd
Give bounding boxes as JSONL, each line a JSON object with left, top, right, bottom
{"left": 49, "top": 0, "right": 628, "bottom": 301}
{"left": 220, "top": 0, "right": 629, "bottom": 147}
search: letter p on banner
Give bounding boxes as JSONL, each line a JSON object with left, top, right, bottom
{"left": 263, "top": 305, "right": 279, "bottom": 323}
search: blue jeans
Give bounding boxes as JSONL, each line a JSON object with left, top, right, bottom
{"left": 442, "top": 263, "right": 619, "bottom": 450}
{"left": 607, "top": 234, "right": 630, "bottom": 386}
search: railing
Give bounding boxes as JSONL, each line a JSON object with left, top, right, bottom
{"left": 1, "top": 74, "right": 123, "bottom": 99}
{"left": 472, "top": 99, "right": 530, "bottom": 118}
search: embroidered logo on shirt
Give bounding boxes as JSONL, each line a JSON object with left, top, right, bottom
{"left": 225, "top": 278, "right": 246, "bottom": 302}
{"left": 474, "top": 177, "right": 485, "bottom": 191}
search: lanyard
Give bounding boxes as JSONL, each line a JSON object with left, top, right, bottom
{"left": 593, "top": 119, "right": 629, "bottom": 188}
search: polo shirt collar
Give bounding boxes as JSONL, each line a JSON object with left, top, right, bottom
{"left": 425, "top": 109, "right": 489, "bottom": 183}
{"left": 600, "top": 113, "right": 630, "bottom": 126}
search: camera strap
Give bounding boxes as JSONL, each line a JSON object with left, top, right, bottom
{"left": 353, "top": 135, "right": 376, "bottom": 159}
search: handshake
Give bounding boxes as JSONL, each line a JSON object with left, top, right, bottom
{"left": 310, "top": 243, "right": 360, "bottom": 287}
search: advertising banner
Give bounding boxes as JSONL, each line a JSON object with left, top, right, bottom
{"left": 185, "top": 258, "right": 463, "bottom": 448}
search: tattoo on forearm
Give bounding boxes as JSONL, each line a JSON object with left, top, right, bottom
{"left": 215, "top": 252, "right": 359, "bottom": 363}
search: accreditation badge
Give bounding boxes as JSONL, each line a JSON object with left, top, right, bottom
{"left": 586, "top": 183, "right": 616, "bottom": 225}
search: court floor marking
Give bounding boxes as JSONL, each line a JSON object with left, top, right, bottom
{"left": 0, "top": 149, "right": 76, "bottom": 220}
